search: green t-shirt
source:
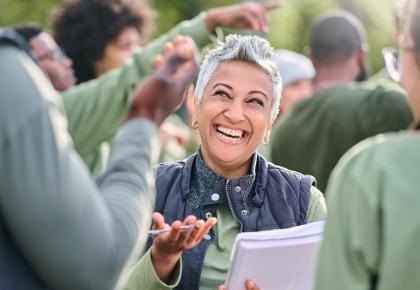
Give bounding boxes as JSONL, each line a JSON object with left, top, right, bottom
{"left": 270, "top": 82, "right": 413, "bottom": 192}
{"left": 315, "top": 131, "right": 420, "bottom": 290}
{"left": 61, "top": 13, "right": 211, "bottom": 178}
{"left": 0, "top": 45, "right": 159, "bottom": 289}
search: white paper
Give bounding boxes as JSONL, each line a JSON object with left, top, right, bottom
{"left": 225, "top": 221, "right": 325, "bottom": 290}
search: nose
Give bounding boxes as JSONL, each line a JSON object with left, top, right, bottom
{"left": 61, "top": 56, "right": 73, "bottom": 69}
{"left": 223, "top": 101, "right": 246, "bottom": 123}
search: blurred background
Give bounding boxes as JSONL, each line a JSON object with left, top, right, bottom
{"left": 0, "top": 0, "right": 396, "bottom": 74}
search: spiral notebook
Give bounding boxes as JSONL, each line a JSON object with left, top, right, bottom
{"left": 225, "top": 221, "right": 325, "bottom": 290}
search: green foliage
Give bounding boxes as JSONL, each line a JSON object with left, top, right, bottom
{"left": 0, "top": 0, "right": 62, "bottom": 28}
{"left": 267, "top": 0, "right": 338, "bottom": 53}
{"left": 1, "top": 0, "right": 397, "bottom": 73}
{"left": 150, "top": 0, "right": 237, "bottom": 37}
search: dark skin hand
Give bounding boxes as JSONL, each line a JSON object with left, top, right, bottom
{"left": 126, "top": 36, "right": 199, "bottom": 125}
{"left": 205, "top": 1, "right": 283, "bottom": 32}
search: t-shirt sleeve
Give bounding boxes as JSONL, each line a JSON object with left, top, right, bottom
{"left": 306, "top": 186, "right": 327, "bottom": 223}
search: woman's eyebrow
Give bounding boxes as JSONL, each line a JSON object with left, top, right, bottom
{"left": 212, "top": 83, "right": 233, "bottom": 90}
{"left": 249, "top": 90, "right": 268, "bottom": 101}
{"left": 212, "top": 83, "right": 268, "bottom": 100}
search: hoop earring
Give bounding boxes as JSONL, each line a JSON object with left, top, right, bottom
{"left": 262, "top": 136, "right": 270, "bottom": 145}
{"left": 191, "top": 120, "right": 198, "bottom": 129}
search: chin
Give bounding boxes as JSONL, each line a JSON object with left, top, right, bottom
{"left": 213, "top": 148, "right": 252, "bottom": 165}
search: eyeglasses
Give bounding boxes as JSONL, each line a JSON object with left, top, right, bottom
{"left": 35, "top": 47, "right": 67, "bottom": 62}
{"left": 382, "top": 47, "right": 400, "bottom": 82}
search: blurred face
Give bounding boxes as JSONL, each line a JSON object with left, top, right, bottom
{"left": 399, "top": 32, "right": 420, "bottom": 122}
{"left": 94, "top": 26, "right": 141, "bottom": 77}
{"left": 194, "top": 61, "right": 274, "bottom": 178}
{"left": 279, "top": 79, "right": 313, "bottom": 113}
{"left": 30, "top": 32, "right": 76, "bottom": 91}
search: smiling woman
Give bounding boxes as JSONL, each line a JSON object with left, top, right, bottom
{"left": 123, "top": 34, "right": 327, "bottom": 290}
{"left": 195, "top": 60, "right": 275, "bottom": 178}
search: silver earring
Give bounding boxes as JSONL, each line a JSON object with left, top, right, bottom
{"left": 262, "top": 136, "right": 270, "bottom": 145}
{"left": 192, "top": 120, "right": 198, "bottom": 129}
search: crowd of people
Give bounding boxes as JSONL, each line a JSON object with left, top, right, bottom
{"left": 0, "top": 0, "right": 419, "bottom": 289}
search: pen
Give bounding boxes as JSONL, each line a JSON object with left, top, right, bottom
{"left": 148, "top": 224, "right": 198, "bottom": 237}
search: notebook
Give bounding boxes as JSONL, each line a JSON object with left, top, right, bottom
{"left": 225, "top": 221, "right": 325, "bottom": 290}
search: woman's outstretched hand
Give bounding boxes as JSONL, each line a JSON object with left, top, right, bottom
{"left": 150, "top": 212, "right": 217, "bottom": 283}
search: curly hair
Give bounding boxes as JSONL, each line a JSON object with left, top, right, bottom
{"left": 52, "top": 0, "right": 155, "bottom": 83}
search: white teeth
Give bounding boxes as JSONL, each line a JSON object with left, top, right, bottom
{"left": 216, "top": 126, "right": 243, "bottom": 137}
{"left": 217, "top": 131, "right": 242, "bottom": 142}
{"left": 216, "top": 126, "right": 244, "bottom": 143}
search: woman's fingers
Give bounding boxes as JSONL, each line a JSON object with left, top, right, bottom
{"left": 167, "top": 220, "right": 183, "bottom": 242}
{"left": 245, "top": 279, "right": 260, "bottom": 290}
{"left": 195, "top": 217, "right": 217, "bottom": 240}
{"left": 170, "top": 215, "right": 216, "bottom": 250}
{"left": 152, "top": 212, "right": 166, "bottom": 229}
{"left": 180, "top": 217, "right": 217, "bottom": 249}
{"left": 153, "top": 214, "right": 217, "bottom": 253}
{"left": 175, "top": 215, "right": 197, "bottom": 247}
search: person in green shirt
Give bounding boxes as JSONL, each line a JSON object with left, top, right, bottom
{"left": 314, "top": 0, "right": 420, "bottom": 288}
{"left": 0, "top": 30, "right": 200, "bottom": 289}
{"left": 270, "top": 10, "right": 413, "bottom": 192}
{"left": 124, "top": 34, "right": 327, "bottom": 290}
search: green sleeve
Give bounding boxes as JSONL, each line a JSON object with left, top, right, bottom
{"left": 61, "top": 12, "right": 212, "bottom": 157}
{"left": 124, "top": 248, "right": 182, "bottom": 290}
{"left": 306, "top": 186, "right": 327, "bottom": 223}
{"left": 314, "top": 144, "right": 380, "bottom": 290}
{"left": 0, "top": 46, "right": 159, "bottom": 290}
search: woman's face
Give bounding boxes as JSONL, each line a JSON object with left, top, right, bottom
{"left": 94, "top": 26, "right": 141, "bottom": 77}
{"left": 195, "top": 61, "right": 274, "bottom": 178}
{"left": 280, "top": 79, "right": 313, "bottom": 113}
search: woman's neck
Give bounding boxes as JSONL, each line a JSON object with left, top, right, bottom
{"left": 199, "top": 150, "right": 250, "bottom": 180}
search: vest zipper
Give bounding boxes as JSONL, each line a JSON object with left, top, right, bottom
{"left": 225, "top": 180, "right": 244, "bottom": 232}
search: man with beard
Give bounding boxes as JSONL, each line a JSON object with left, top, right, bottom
{"left": 270, "top": 11, "right": 413, "bottom": 192}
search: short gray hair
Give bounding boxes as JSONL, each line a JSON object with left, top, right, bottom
{"left": 194, "top": 34, "right": 282, "bottom": 118}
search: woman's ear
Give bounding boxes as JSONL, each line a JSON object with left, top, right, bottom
{"left": 190, "top": 99, "right": 200, "bottom": 130}
{"left": 192, "top": 95, "right": 200, "bottom": 121}
{"left": 262, "top": 116, "right": 276, "bottom": 144}
{"left": 185, "top": 84, "right": 199, "bottom": 124}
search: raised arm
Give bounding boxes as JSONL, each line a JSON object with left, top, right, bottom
{"left": 0, "top": 39, "right": 198, "bottom": 290}
{"left": 62, "top": 1, "right": 283, "bottom": 158}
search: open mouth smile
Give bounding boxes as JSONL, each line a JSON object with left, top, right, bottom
{"left": 215, "top": 125, "right": 247, "bottom": 143}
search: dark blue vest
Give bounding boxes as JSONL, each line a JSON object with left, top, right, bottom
{"left": 146, "top": 153, "right": 314, "bottom": 290}
{"left": 0, "top": 28, "right": 48, "bottom": 289}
